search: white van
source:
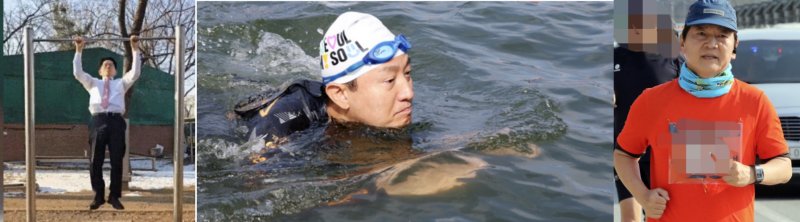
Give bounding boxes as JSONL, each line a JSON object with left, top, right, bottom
{"left": 733, "top": 26, "right": 800, "bottom": 183}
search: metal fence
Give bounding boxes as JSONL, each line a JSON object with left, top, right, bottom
{"left": 736, "top": 0, "right": 800, "bottom": 28}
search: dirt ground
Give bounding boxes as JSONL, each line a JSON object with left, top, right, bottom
{"left": 3, "top": 189, "right": 195, "bottom": 222}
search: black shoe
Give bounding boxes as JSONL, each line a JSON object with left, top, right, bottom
{"left": 108, "top": 198, "right": 125, "bottom": 210}
{"left": 89, "top": 199, "right": 105, "bottom": 210}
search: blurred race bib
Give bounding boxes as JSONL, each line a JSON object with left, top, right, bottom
{"left": 667, "top": 119, "right": 742, "bottom": 184}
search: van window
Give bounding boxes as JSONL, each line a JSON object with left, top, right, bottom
{"left": 732, "top": 40, "right": 800, "bottom": 84}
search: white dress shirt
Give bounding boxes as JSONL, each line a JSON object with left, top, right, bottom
{"left": 73, "top": 51, "right": 141, "bottom": 114}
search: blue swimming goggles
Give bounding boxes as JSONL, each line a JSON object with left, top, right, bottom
{"left": 323, "top": 34, "right": 411, "bottom": 85}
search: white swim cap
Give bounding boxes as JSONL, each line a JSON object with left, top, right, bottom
{"left": 319, "top": 12, "right": 404, "bottom": 85}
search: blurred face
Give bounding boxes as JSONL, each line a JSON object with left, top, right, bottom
{"left": 627, "top": 14, "right": 659, "bottom": 47}
{"left": 344, "top": 54, "right": 414, "bottom": 128}
{"left": 99, "top": 60, "right": 117, "bottom": 78}
{"left": 625, "top": 14, "right": 680, "bottom": 57}
{"left": 680, "top": 25, "right": 738, "bottom": 78}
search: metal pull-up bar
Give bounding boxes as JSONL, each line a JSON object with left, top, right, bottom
{"left": 22, "top": 26, "right": 185, "bottom": 222}
{"left": 33, "top": 37, "right": 174, "bottom": 42}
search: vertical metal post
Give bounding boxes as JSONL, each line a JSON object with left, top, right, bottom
{"left": 0, "top": 89, "right": 3, "bottom": 222}
{"left": 0, "top": 0, "right": 4, "bottom": 219}
{"left": 0, "top": 55, "right": 4, "bottom": 222}
{"left": 173, "top": 25, "right": 185, "bottom": 222}
{"left": 0, "top": 79, "right": 3, "bottom": 222}
{"left": 23, "top": 26, "right": 36, "bottom": 222}
{"left": 0, "top": 33, "right": 4, "bottom": 222}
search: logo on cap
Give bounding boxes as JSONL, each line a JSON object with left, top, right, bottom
{"left": 703, "top": 8, "right": 724, "bottom": 16}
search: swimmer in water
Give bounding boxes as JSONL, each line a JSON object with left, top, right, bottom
{"left": 232, "top": 11, "right": 413, "bottom": 163}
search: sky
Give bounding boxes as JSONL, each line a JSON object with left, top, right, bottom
{"left": 2, "top": 0, "right": 197, "bottom": 98}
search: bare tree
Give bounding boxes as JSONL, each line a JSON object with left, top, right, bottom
{"left": 120, "top": 0, "right": 197, "bottom": 98}
{"left": 2, "top": 0, "right": 57, "bottom": 55}
{"left": 2, "top": 0, "right": 196, "bottom": 97}
{"left": 120, "top": 0, "right": 148, "bottom": 118}
{"left": 135, "top": 0, "right": 196, "bottom": 97}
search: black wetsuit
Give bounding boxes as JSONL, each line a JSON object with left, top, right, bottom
{"left": 235, "top": 79, "right": 328, "bottom": 141}
{"left": 613, "top": 46, "right": 682, "bottom": 201}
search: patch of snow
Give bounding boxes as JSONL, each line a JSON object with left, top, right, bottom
{"left": 3, "top": 160, "right": 195, "bottom": 194}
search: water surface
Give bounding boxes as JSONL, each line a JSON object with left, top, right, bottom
{"left": 197, "top": 2, "right": 614, "bottom": 221}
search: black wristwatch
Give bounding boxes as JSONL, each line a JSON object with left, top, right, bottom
{"left": 754, "top": 164, "right": 764, "bottom": 184}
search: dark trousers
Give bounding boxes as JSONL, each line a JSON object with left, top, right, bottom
{"left": 89, "top": 113, "right": 126, "bottom": 201}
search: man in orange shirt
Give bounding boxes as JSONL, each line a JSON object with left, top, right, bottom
{"left": 614, "top": 0, "right": 792, "bottom": 221}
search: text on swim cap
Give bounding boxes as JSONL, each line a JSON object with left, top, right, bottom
{"left": 322, "top": 31, "right": 369, "bottom": 69}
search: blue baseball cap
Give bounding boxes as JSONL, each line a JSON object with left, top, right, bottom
{"left": 685, "top": 0, "right": 737, "bottom": 32}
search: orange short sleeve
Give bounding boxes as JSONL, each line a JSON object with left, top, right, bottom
{"left": 754, "top": 92, "right": 789, "bottom": 159}
{"left": 617, "top": 88, "right": 652, "bottom": 157}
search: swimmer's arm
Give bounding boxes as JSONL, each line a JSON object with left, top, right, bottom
{"left": 613, "top": 150, "right": 647, "bottom": 198}
{"left": 759, "top": 156, "right": 792, "bottom": 185}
